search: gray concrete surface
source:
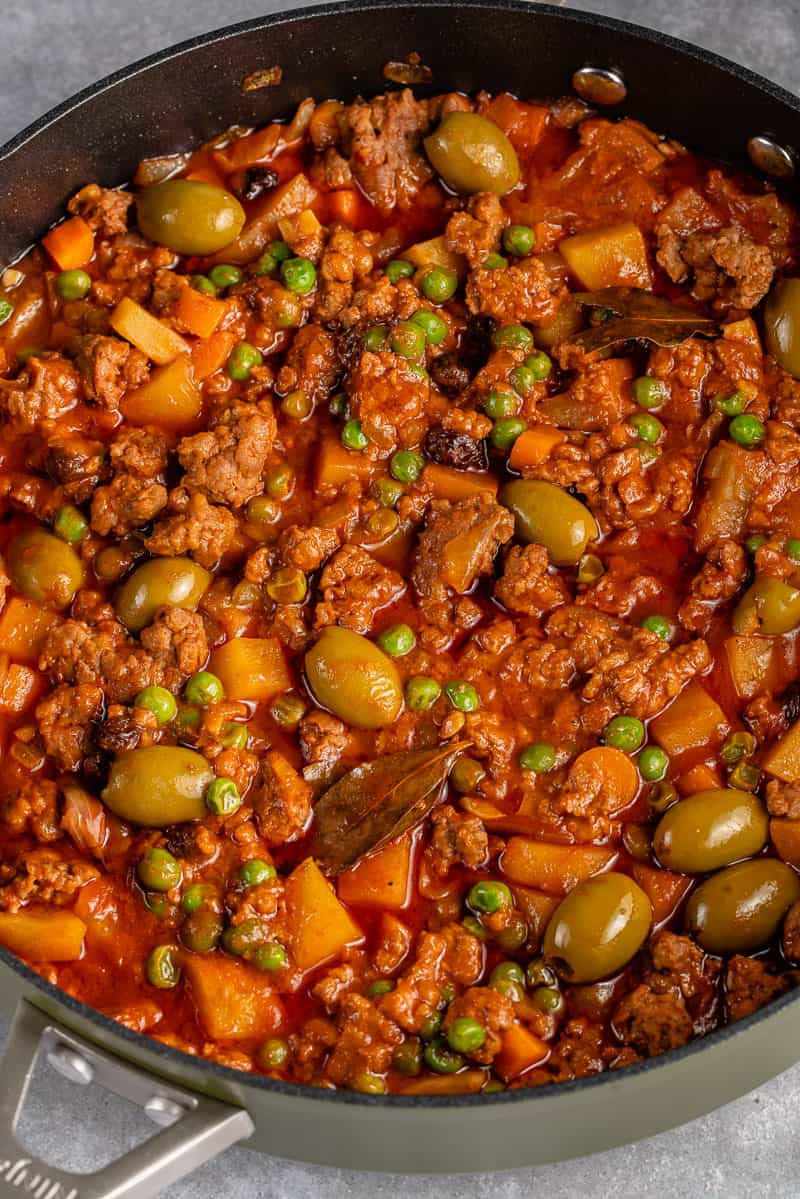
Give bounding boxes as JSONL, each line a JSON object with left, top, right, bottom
{"left": 3, "top": 1, "right": 800, "bottom": 1195}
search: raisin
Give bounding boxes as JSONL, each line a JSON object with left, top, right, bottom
{"left": 423, "top": 426, "right": 488, "bottom": 471}
{"left": 430, "top": 352, "right": 470, "bottom": 396}
{"left": 236, "top": 166, "right": 279, "bottom": 201}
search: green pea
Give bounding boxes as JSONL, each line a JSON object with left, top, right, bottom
{"left": 281, "top": 389, "right": 312, "bottom": 420}
{"left": 405, "top": 676, "right": 441, "bottom": 711}
{"left": 638, "top": 746, "right": 669, "bottom": 782}
{"left": 258, "top": 1038, "right": 290, "bottom": 1070}
{"left": 423, "top": 1039, "right": 464, "bottom": 1074}
{"left": 353, "top": 1072, "right": 386, "bottom": 1094}
{"left": 509, "top": 365, "right": 537, "bottom": 396}
{"left": 633, "top": 377, "right": 667, "bottom": 409}
{"left": 447, "top": 1017, "right": 485, "bottom": 1054}
{"left": 489, "top": 961, "right": 525, "bottom": 988}
{"left": 462, "top": 915, "right": 488, "bottom": 941}
{"left": 239, "top": 859, "right": 276, "bottom": 887}
{"left": 0, "top": 298, "right": 14, "bottom": 324}
{"left": 222, "top": 918, "right": 267, "bottom": 958}
{"left": 420, "top": 266, "right": 458, "bottom": 304}
{"left": 342, "top": 420, "right": 368, "bottom": 451}
{"left": 484, "top": 390, "right": 520, "bottom": 419}
{"left": 390, "top": 449, "right": 425, "bottom": 483}
{"left": 363, "top": 324, "right": 389, "bottom": 351}
{"left": 137, "top": 848, "right": 182, "bottom": 893}
{"left": 640, "top": 614, "right": 671, "bottom": 640}
{"left": 503, "top": 224, "right": 536, "bottom": 256}
{"left": 603, "top": 715, "right": 645, "bottom": 752}
{"left": 376, "top": 623, "right": 416, "bottom": 657}
{"left": 484, "top": 253, "right": 508, "bottom": 270}
{"left": 530, "top": 986, "right": 563, "bottom": 1013}
{"left": 729, "top": 413, "right": 765, "bottom": 447}
{"left": 146, "top": 945, "right": 181, "bottom": 989}
{"left": 526, "top": 957, "right": 557, "bottom": 989}
{"left": 419, "top": 1011, "right": 443, "bottom": 1041}
{"left": 253, "top": 252, "right": 278, "bottom": 275}
{"left": 491, "top": 417, "right": 527, "bottom": 450}
{"left": 280, "top": 256, "right": 316, "bottom": 295}
{"left": 785, "top": 539, "right": 800, "bottom": 562}
{"left": 135, "top": 686, "right": 177, "bottom": 724}
{"left": 450, "top": 756, "right": 486, "bottom": 794}
{"left": 720, "top": 731, "right": 757, "bottom": 765}
{"left": 410, "top": 309, "right": 448, "bottom": 345}
{"left": 365, "top": 979, "right": 395, "bottom": 997}
{"left": 492, "top": 324, "right": 534, "bottom": 352}
{"left": 184, "top": 671, "right": 224, "bottom": 707}
{"left": 182, "top": 884, "right": 211, "bottom": 914}
{"left": 393, "top": 1040, "right": 422, "bottom": 1076}
{"left": 246, "top": 495, "right": 279, "bottom": 525}
{"left": 494, "top": 915, "right": 528, "bottom": 953}
{"left": 329, "top": 392, "right": 348, "bottom": 418}
{"left": 180, "top": 908, "right": 223, "bottom": 954}
{"left": 208, "top": 263, "right": 243, "bottom": 289}
{"left": 253, "top": 941, "right": 288, "bottom": 972}
{"left": 519, "top": 742, "right": 556, "bottom": 773}
{"left": 745, "top": 534, "right": 768, "bottom": 554}
{"left": 227, "top": 341, "right": 263, "bottom": 381}
{"left": 221, "top": 721, "right": 249, "bottom": 750}
{"left": 53, "top": 504, "right": 88, "bottom": 544}
{"left": 206, "top": 777, "right": 241, "bottom": 816}
{"left": 468, "top": 880, "right": 512, "bottom": 914}
{"left": 385, "top": 259, "right": 414, "bottom": 283}
{"left": 444, "top": 680, "right": 480, "bottom": 712}
{"left": 56, "top": 269, "right": 92, "bottom": 300}
{"left": 372, "top": 477, "right": 405, "bottom": 508}
{"left": 391, "top": 321, "right": 427, "bottom": 359}
{"left": 267, "top": 240, "right": 291, "bottom": 262}
{"left": 270, "top": 692, "right": 307, "bottom": 728}
{"left": 191, "top": 274, "right": 218, "bottom": 295}
{"left": 714, "top": 390, "right": 747, "bottom": 416}
{"left": 630, "top": 413, "right": 663, "bottom": 443}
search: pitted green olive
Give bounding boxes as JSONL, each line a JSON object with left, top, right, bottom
{"left": 500, "top": 479, "right": 599, "bottom": 565}
{"left": 424, "top": 112, "right": 520, "bottom": 196}
{"left": 654, "top": 789, "right": 768, "bottom": 874}
{"left": 102, "top": 746, "right": 214, "bottom": 826}
{"left": 137, "top": 180, "right": 245, "bottom": 256}
{"left": 543, "top": 872, "right": 652, "bottom": 983}
{"left": 764, "top": 277, "right": 800, "bottom": 378}
{"left": 305, "top": 626, "right": 403, "bottom": 729}
{"left": 7, "top": 528, "right": 84, "bottom": 609}
{"left": 732, "top": 576, "right": 800, "bottom": 636}
{"left": 114, "top": 557, "right": 212, "bottom": 632}
{"left": 685, "top": 858, "right": 800, "bottom": 954}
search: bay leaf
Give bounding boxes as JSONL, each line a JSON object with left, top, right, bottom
{"left": 310, "top": 740, "right": 470, "bottom": 875}
{"left": 570, "top": 287, "right": 719, "bottom": 354}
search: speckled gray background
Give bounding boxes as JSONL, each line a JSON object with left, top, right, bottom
{"left": 3, "top": 1, "right": 800, "bottom": 1195}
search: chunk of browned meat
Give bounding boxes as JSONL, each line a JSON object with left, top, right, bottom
{"left": 427, "top": 804, "right": 488, "bottom": 876}
{"left": 766, "top": 779, "right": 800, "bottom": 819}
{"left": 783, "top": 901, "right": 800, "bottom": 961}
{"left": 252, "top": 750, "right": 313, "bottom": 846}
{"left": 445, "top": 193, "right": 507, "bottom": 268}
{"left": 90, "top": 426, "right": 169, "bottom": 537}
{"left": 495, "top": 544, "right": 570, "bottom": 617}
{"left": 0, "top": 849, "right": 98, "bottom": 913}
{"left": 314, "top": 225, "right": 376, "bottom": 324}
{"left": 45, "top": 435, "right": 109, "bottom": 504}
{"left": 145, "top": 492, "right": 237, "bottom": 568}
{"left": 315, "top": 545, "right": 404, "bottom": 634}
{"left": 1, "top": 354, "right": 82, "bottom": 432}
{"left": 442, "top": 986, "right": 514, "bottom": 1064}
{"left": 724, "top": 955, "right": 791, "bottom": 1022}
{"left": 40, "top": 619, "right": 164, "bottom": 703}
{"left": 36, "top": 684, "right": 103, "bottom": 773}
{"left": 1, "top": 779, "right": 62, "bottom": 843}
{"left": 73, "top": 335, "right": 149, "bottom": 409}
{"left": 347, "top": 351, "right": 431, "bottom": 453}
{"left": 373, "top": 913, "right": 412, "bottom": 974}
{"left": 178, "top": 403, "right": 276, "bottom": 506}
{"left": 298, "top": 709, "right": 350, "bottom": 784}
{"left": 68, "top": 183, "right": 133, "bottom": 236}
{"left": 658, "top": 208, "right": 774, "bottom": 311}
{"left": 275, "top": 323, "right": 339, "bottom": 404}
{"left": 325, "top": 993, "right": 403, "bottom": 1087}
{"left": 612, "top": 986, "right": 694, "bottom": 1056}
{"left": 466, "top": 257, "right": 567, "bottom": 325}
{"left": 277, "top": 524, "right": 341, "bottom": 572}
{"left": 412, "top": 494, "right": 514, "bottom": 605}
{"left": 678, "top": 539, "right": 748, "bottom": 633}
{"left": 140, "top": 608, "right": 209, "bottom": 688}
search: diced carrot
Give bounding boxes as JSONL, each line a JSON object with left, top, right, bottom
{"left": 770, "top": 818, "right": 800, "bottom": 867}
{"left": 0, "top": 908, "right": 86, "bottom": 961}
{"left": 508, "top": 426, "right": 566, "bottom": 470}
{"left": 0, "top": 597, "right": 58, "bottom": 662}
{"left": 495, "top": 1022, "right": 549, "bottom": 1082}
{"left": 328, "top": 189, "right": 362, "bottom": 225}
{"left": 763, "top": 719, "right": 800, "bottom": 783}
{"left": 209, "top": 638, "right": 291, "bottom": 703}
{"left": 676, "top": 762, "right": 724, "bottom": 796}
{"left": 422, "top": 463, "right": 498, "bottom": 502}
{"left": 501, "top": 839, "right": 617, "bottom": 895}
{"left": 174, "top": 287, "right": 227, "bottom": 339}
{"left": 42, "top": 215, "right": 94, "bottom": 271}
{"left": 183, "top": 954, "right": 285, "bottom": 1040}
{"left": 650, "top": 680, "right": 730, "bottom": 757}
{"left": 122, "top": 356, "right": 202, "bottom": 431}
{"left": 316, "top": 438, "right": 377, "bottom": 488}
{"left": 396, "top": 1070, "right": 486, "bottom": 1095}
{"left": 560, "top": 222, "right": 651, "bottom": 290}
{"left": 110, "top": 297, "right": 188, "bottom": 364}
{"left": 191, "top": 329, "right": 237, "bottom": 380}
{"left": 566, "top": 747, "right": 639, "bottom": 816}
{"left": 337, "top": 835, "right": 413, "bottom": 910}
{"left": 285, "top": 858, "right": 363, "bottom": 971}
{"left": 630, "top": 861, "right": 692, "bottom": 925}
{"left": 0, "top": 664, "right": 44, "bottom": 713}
{"left": 482, "top": 95, "right": 549, "bottom": 155}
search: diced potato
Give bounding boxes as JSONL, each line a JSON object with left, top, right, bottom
{"left": 630, "top": 861, "right": 692, "bottom": 925}
{"left": 217, "top": 174, "right": 318, "bottom": 263}
{"left": 676, "top": 762, "right": 724, "bottom": 796}
{"left": 539, "top": 359, "right": 634, "bottom": 430}
{"left": 511, "top": 885, "right": 560, "bottom": 947}
{"left": 501, "top": 839, "right": 616, "bottom": 895}
{"left": 724, "top": 636, "right": 778, "bottom": 702}
{"left": 763, "top": 719, "right": 800, "bottom": 783}
{"left": 770, "top": 818, "right": 800, "bottom": 867}
{"left": 422, "top": 464, "right": 498, "bottom": 502}
{"left": 316, "top": 439, "right": 377, "bottom": 489}
{"left": 495, "top": 1022, "right": 549, "bottom": 1082}
{"left": 694, "top": 441, "right": 768, "bottom": 553}
{"left": 0, "top": 909, "right": 86, "bottom": 961}
{"left": 723, "top": 316, "right": 761, "bottom": 351}
{"left": 560, "top": 222, "right": 651, "bottom": 290}
{"left": 0, "top": 664, "right": 43, "bottom": 713}
{"left": 110, "top": 297, "right": 188, "bottom": 364}
{"left": 285, "top": 858, "right": 363, "bottom": 971}
{"left": 396, "top": 1070, "right": 486, "bottom": 1095}
{"left": 337, "top": 836, "right": 413, "bottom": 909}
{"left": 278, "top": 207, "right": 322, "bottom": 249}
{"left": 122, "top": 357, "right": 202, "bottom": 431}
{"left": 183, "top": 954, "right": 285, "bottom": 1040}
{"left": 405, "top": 235, "right": 466, "bottom": 277}
{"left": 0, "top": 597, "right": 58, "bottom": 661}
{"left": 209, "top": 637, "right": 291, "bottom": 703}
{"left": 650, "top": 681, "right": 730, "bottom": 757}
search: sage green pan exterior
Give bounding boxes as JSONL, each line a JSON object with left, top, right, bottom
{"left": 0, "top": 0, "right": 799, "bottom": 1187}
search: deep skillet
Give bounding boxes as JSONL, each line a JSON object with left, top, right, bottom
{"left": 0, "top": 2, "right": 799, "bottom": 1194}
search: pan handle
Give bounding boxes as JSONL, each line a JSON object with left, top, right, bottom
{"left": 0, "top": 999, "right": 254, "bottom": 1199}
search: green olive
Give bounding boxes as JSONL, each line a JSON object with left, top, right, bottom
{"left": 102, "top": 746, "right": 214, "bottom": 826}
{"left": 500, "top": 479, "right": 598, "bottom": 566}
{"left": 543, "top": 872, "right": 652, "bottom": 984}
{"left": 764, "top": 277, "right": 800, "bottom": 378}
{"left": 424, "top": 112, "right": 520, "bottom": 196}
{"left": 732, "top": 576, "right": 800, "bottom": 636}
{"left": 7, "top": 528, "right": 84, "bottom": 609}
{"left": 305, "top": 626, "right": 403, "bottom": 729}
{"left": 114, "top": 557, "right": 212, "bottom": 632}
{"left": 685, "top": 858, "right": 800, "bottom": 954}
{"left": 653, "top": 789, "right": 769, "bottom": 874}
{"left": 137, "top": 180, "right": 246, "bottom": 256}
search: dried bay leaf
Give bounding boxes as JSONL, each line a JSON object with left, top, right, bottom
{"left": 310, "top": 740, "right": 470, "bottom": 875}
{"left": 571, "top": 287, "right": 719, "bottom": 354}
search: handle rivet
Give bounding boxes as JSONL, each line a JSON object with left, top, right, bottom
{"left": 47, "top": 1044, "right": 95, "bottom": 1086}
{"left": 572, "top": 66, "right": 627, "bottom": 105}
{"left": 747, "top": 134, "right": 795, "bottom": 180}
{"left": 145, "top": 1095, "right": 186, "bottom": 1127}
